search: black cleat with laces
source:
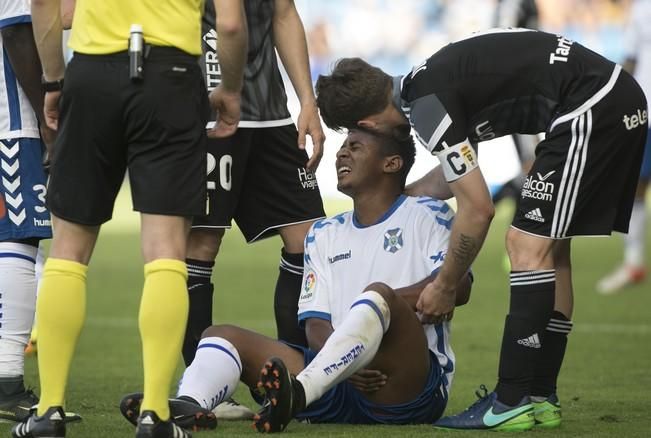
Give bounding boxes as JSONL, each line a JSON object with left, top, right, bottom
{"left": 120, "top": 392, "right": 216, "bottom": 431}
{"left": 135, "top": 410, "right": 192, "bottom": 438}
{"left": 253, "top": 357, "right": 305, "bottom": 433}
{"left": 11, "top": 406, "right": 66, "bottom": 438}
{"left": 0, "top": 388, "right": 39, "bottom": 423}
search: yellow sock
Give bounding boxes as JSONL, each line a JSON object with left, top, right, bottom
{"left": 36, "top": 258, "right": 87, "bottom": 416}
{"left": 139, "top": 259, "right": 189, "bottom": 420}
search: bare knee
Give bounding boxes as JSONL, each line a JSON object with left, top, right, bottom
{"left": 187, "top": 228, "right": 224, "bottom": 261}
{"left": 363, "top": 282, "right": 396, "bottom": 305}
{"left": 279, "top": 221, "right": 316, "bottom": 254}
{"left": 506, "top": 228, "right": 554, "bottom": 270}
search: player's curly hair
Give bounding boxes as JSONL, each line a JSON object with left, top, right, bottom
{"left": 316, "top": 58, "right": 392, "bottom": 132}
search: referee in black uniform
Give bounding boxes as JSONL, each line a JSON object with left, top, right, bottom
{"left": 17, "top": 1, "right": 247, "bottom": 437}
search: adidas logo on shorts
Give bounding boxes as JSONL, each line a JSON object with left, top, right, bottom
{"left": 517, "top": 333, "right": 541, "bottom": 349}
{"left": 525, "top": 208, "right": 545, "bottom": 223}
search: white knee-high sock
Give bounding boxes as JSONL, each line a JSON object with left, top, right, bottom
{"left": 177, "top": 337, "right": 241, "bottom": 410}
{"left": 0, "top": 243, "right": 38, "bottom": 378}
{"left": 296, "top": 291, "right": 390, "bottom": 406}
{"left": 625, "top": 200, "right": 647, "bottom": 267}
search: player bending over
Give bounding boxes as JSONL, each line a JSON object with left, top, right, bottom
{"left": 119, "top": 127, "right": 472, "bottom": 432}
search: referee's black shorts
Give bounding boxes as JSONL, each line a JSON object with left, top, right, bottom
{"left": 47, "top": 46, "right": 209, "bottom": 225}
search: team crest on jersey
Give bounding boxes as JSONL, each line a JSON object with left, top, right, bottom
{"left": 299, "top": 271, "right": 317, "bottom": 303}
{"left": 383, "top": 228, "right": 403, "bottom": 253}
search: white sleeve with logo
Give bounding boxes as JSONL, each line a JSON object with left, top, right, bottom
{"left": 0, "top": 0, "right": 31, "bottom": 26}
{"left": 297, "top": 226, "right": 333, "bottom": 326}
{"left": 417, "top": 198, "right": 454, "bottom": 274}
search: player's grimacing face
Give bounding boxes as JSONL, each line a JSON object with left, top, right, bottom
{"left": 335, "top": 130, "right": 386, "bottom": 195}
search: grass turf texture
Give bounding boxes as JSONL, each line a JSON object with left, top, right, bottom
{"left": 2, "top": 190, "right": 649, "bottom": 437}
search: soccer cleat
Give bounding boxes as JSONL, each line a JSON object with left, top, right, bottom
{"left": 212, "top": 397, "right": 255, "bottom": 420}
{"left": 0, "top": 389, "right": 39, "bottom": 423}
{"left": 596, "top": 265, "right": 647, "bottom": 294}
{"left": 0, "top": 389, "right": 82, "bottom": 424}
{"left": 120, "top": 392, "right": 216, "bottom": 431}
{"left": 434, "top": 385, "right": 534, "bottom": 431}
{"left": 253, "top": 357, "right": 305, "bottom": 433}
{"left": 135, "top": 410, "right": 192, "bottom": 438}
{"left": 11, "top": 406, "right": 66, "bottom": 438}
{"left": 532, "top": 394, "right": 561, "bottom": 428}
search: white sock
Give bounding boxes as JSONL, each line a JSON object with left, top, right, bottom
{"left": 296, "top": 290, "right": 390, "bottom": 406}
{"left": 0, "top": 243, "right": 38, "bottom": 378}
{"left": 177, "top": 336, "right": 241, "bottom": 410}
{"left": 624, "top": 200, "right": 646, "bottom": 267}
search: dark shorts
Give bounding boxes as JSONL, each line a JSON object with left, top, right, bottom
{"left": 192, "top": 125, "right": 325, "bottom": 242}
{"left": 0, "top": 138, "right": 51, "bottom": 241}
{"left": 512, "top": 69, "right": 648, "bottom": 238}
{"left": 46, "top": 47, "right": 209, "bottom": 225}
{"left": 263, "top": 346, "right": 448, "bottom": 425}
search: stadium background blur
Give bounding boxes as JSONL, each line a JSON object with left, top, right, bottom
{"left": 1, "top": 1, "right": 648, "bottom": 437}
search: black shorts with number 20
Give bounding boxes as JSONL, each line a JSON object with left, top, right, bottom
{"left": 193, "top": 124, "right": 325, "bottom": 242}
{"left": 46, "top": 48, "right": 209, "bottom": 225}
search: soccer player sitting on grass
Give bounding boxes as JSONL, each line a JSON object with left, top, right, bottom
{"left": 119, "top": 127, "right": 473, "bottom": 432}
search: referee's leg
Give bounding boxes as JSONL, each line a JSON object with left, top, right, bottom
{"left": 36, "top": 215, "right": 99, "bottom": 415}
{"left": 139, "top": 214, "right": 191, "bottom": 420}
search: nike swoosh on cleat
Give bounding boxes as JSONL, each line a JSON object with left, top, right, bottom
{"left": 482, "top": 405, "right": 532, "bottom": 427}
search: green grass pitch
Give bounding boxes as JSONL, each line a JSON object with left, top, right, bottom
{"left": 2, "top": 191, "right": 649, "bottom": 437}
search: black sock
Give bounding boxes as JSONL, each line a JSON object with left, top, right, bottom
{"left": 531, "top": 311, "right": 572, "bottom": 398}
{"left": 183, "top": 258, "right": 215, "bottom": 366}
{"left": 0, "top": 376, "right": 25, "bottom": 400}
{"left": 495, "top": 270, "right": 555, "bottom": 406}
{"left": 274, "top": 249, "right": 307, "bottom": 347}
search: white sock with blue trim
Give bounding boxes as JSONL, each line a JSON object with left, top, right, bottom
{"left": 177, "top": 336, "right": 241, "bottom": 410}
{"left": 296, "top": 290, "right": 390, "bottom": 406}
{"left": 0, "top": 243, "right": 38, "bottom": 378}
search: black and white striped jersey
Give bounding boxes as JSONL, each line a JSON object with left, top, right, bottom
{"left": 201, "top": 0, "right": 292, "bottom": 127}
{"left": 395, "top": 29, "right": 619, "bottom": 181}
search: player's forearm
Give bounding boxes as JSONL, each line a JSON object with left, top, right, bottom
{"left": 397, "top": 271, "right": 473, "bottom": 310}
{"left": 1, "top": 24, "right": 46, "bottom": 125}
{"left": 305, "top": 319, "right": 334, "bottom": 352}
{"left": 435, "top": 205, "right": 491, "bottom": 295}
{"left": 273, "top": 0, "right": 315, "bottom": 107}
{"left": 214, "top": 0, "right": 247, "bottom": 93}
{"left": 31, "top": 0, "right": 65, "bottom": 81}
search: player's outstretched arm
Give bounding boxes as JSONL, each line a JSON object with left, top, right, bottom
{"left": 273, "top": 0, "right": 325, "bottom": 171}
{"left": 417, "top": 168, "right": 493, "bottom": 323}
{"left": 209, "top": 0, "right": 247, "bottom": 138}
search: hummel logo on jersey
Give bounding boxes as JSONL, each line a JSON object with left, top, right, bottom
{"left": 525, "top": 208, "right": 545, "bottom": 223}
{"left": 328, "top": 250, "right": 351, "bottom": 264}
{"left": 517, "top": 333, "right": 541, "bottom": 349}
{"left": 622, "top": 109, "right": 648, "bottom": 130}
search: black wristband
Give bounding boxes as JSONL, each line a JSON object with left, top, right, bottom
{"left": 42, "top": 77, "right": 64, "bottom": 92}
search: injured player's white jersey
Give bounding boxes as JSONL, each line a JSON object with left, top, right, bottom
{"left": 298, "top": 195, "right": 457, "bottom": 391}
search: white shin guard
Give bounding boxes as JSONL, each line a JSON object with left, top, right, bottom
{"left": 297, "top": 290, "right": 391, "bottom": 406}
{"left": 177, "top": 336, "right": 242, "bottom": 410}
{"left": 0, "top": 243, "right": 38, "bottom": 378}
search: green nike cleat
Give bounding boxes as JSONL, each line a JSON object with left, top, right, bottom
{"left": 532, "top": 394, "right": 561, "bottom": 428}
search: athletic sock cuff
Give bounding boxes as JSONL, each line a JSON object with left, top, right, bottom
{"left": 186, "top": 258, "right": 214, "bottom": 281}
{"left": 44, "top": 258, "right": 88, "bottom": 280}
{"left": 279, "top": 249, "right": 304, "bottom": 275}
{"left": 546, "top": 311, "right": 573, "bottom": 334}
{"left": 144, "top": 259, "right": 187, "bottom": 280}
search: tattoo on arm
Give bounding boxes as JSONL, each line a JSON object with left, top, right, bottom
{"left": 453, "top": 233, "right": 478, "bottom": 267}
